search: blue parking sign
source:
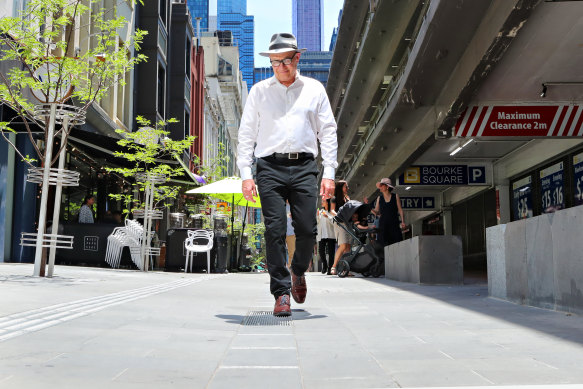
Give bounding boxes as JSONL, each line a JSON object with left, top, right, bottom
{"left": 468, "top": 166, "right": 486, "bottom": 184}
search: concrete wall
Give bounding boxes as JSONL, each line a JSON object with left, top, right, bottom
{"left": 385, "top": 235, "right": 464, "bottom": 284}
{"left": 487, "top": 205, "right": 583, "bottom": 314}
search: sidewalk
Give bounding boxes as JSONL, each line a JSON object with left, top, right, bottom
{"left": 1, "top": 263, "right": 583, "bottom": 389}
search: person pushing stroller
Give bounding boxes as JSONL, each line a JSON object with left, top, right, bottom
{"left": 333, "top": 200, "right": 384, "bottom": 277}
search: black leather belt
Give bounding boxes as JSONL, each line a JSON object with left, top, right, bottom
{"left": 271, "top": 152, "right": 313, "bottom": 160}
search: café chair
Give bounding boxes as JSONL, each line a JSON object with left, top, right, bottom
{"left": 184, "top": 230, "right": 214, "bottom": 273}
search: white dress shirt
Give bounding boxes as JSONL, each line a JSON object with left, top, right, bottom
{"left": 237, "top": 73, "right": 338, "bottom": 181}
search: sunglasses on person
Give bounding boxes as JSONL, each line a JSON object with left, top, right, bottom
{"left": 270, "top": 53, "right": 297, "bottom": 67}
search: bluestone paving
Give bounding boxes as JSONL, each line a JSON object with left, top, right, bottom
{"left": 1, "top": 263, "right": 583, "bottom": 389}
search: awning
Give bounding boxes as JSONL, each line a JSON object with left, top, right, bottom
{"left": 68, "top": 129, "right": 203, "bottom": 186}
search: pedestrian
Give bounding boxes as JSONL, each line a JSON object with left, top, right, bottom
{"left": 372, "top": 178, "right": 405, "bottom": 247}
{"left": 316, "top": 198, "right": 335, "bottom": 274}
{"left": 237, "top": 32, "right": 338, "bottom": 317}
{"left": 285, "top": 202, "right": 295, "bottom": 268}
{"left": 330, "top": 180, "right": 351, "bottom": 275}
{"left": 78, "top": 194, "right": 95, "bottom": 223}
{"left": 363, "top": 196, "right": 378, "bottom": 242}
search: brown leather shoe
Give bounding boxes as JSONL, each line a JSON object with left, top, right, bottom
{"left": 291, "top": 272, "right": 307, "bottom": 304}
{"left": 274, "top": 294, "right": 291, "bottom": 317}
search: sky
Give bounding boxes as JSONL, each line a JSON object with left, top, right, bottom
{"left": 208, "top": 0, "right": 345, "bottom": 67}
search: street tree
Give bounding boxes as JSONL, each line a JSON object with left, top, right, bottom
{"left": 0, "top": 0, "right": 146, "bottom": 276}
{"left": 0, "top": 0, "right": 146, "bottom": 164}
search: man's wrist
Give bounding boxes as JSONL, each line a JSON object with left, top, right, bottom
{"left": 322, "top": 166, "right": 335, "bottom": 180}
{"left": 240, "top": 167, "right": 253, "bottom": 181}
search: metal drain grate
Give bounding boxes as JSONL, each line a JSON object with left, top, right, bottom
{"left": 242, "top": 310, "right": 292, "bottom": 326}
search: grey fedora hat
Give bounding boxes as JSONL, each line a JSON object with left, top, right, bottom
{"left": 259, "top": 32, "right": 307, "bottom": 57}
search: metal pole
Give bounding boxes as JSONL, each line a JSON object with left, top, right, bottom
{"left": 33, "top": 103, "right": 57, "bottom": 277}
{"left": 144, "top": 176, "right": 155, "bottom": 271}
{"left": 140, "top": 176, "right": 150, "bottom": 271}
{"left": 238, "top": 203, "right": 248, "bottom": 268}
{"left": 47, "top": 116, "right": 70, "bottom": 277}
{"left": 230, "top": 194, "right": 235, "bottom": 269}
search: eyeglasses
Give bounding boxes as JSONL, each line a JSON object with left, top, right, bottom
{"left": 270, "top": 54, "right": 296, "bottom": 67}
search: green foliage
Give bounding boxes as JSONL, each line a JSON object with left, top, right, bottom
{"left": 106, "top": 118, "right": 195, "bottom": 214}
{"left": 0, "top": 0, "right": 147, "bottom": 165}
{"left": 232, "top": 220, "right": 266, "bottom": 266}
{"left": 198, "top": 142, "right": 231, "bottom": 181}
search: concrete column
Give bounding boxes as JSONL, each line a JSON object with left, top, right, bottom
{"left": 411, "top": 219, "right": 423, "bottom": 237}
{"left": 496, "top": 185, "right": 511, "bottom": 224}
{"left": 442, "top": 209, "right": 453, "bottom": 235}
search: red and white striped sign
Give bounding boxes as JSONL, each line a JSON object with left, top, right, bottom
{"left": 454, "top": 105, "right": 583, "bottom": 137}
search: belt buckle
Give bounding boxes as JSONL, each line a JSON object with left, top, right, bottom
{"left": 288, "top": 152, "right": 299, "bottom": 159}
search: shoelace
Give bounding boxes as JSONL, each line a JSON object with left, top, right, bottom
{"left": 278, "top": 295, "right": 290, "bottom": 305}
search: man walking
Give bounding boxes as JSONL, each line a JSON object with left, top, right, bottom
{"left": 237, "top": 33, "right": 337, "bottom": 316}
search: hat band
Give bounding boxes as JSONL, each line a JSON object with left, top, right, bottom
{"left": 269, "top": 42, "right": 297, "bottom": 51}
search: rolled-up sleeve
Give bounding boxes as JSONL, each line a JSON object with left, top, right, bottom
{"left": 237, "top": 87, "right": 259, "bottom": 181}
{"left": 316, "top": 88, "right": 338, "bottom": 180}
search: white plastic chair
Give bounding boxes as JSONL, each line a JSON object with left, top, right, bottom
{"left": 105, "top": 226, "right": 138, "bottom": 268}
{"left": 184, "top": 230, "right": 214, "bottom": 273}
{"left": 125, "top": 219, "right": 158, "bottom": 270}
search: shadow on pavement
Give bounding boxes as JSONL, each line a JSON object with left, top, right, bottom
{"left": 290, "top": 309, "right": 327, "bottom": 320}
{"left": 215, "top": 314, "right": 244, "bottom": 324}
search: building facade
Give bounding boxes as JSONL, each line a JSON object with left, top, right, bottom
{"left": 292, "top": 0, "right": 324, "bottom": 51}
{"left": 200, "top": 34, "right": 246, "bottom": 177}
{"left": 186, "top": 0, "right": 209, "bottom": 32}
{"left": 167, "top": 1, "right": 206, "bottom": 169}
{"left": 216, "top": 0, "right": 254, "bottom": 90}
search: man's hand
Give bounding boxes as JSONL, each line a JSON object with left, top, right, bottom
{"left": 320, "top": 178, "right": 335, "bottom": 199}
{"left": 242, "top": 179, "right": 257, "bottom": 203}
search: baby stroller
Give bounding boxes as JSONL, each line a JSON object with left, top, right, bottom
{"left": 333, "top": 200, "right": 384, "bottom": 278}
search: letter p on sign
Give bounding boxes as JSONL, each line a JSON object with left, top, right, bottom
{"left": 468, "top": 166, "right": 486, "bottom": 184}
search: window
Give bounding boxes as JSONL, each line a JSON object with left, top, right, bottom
{"left": 218, "top": 56, "right": 232, "bottom": 76}
{"left": 184, "top": 110, "right": 190, "bottom": 140}
{"left": 157, "top": 62, "right": 166, "bottom": 118}
{"left": 159, "top": 0, "right": 167, "bottom": 27}
{"left": 185, "top": 37, "right": 191, "bottom": 79}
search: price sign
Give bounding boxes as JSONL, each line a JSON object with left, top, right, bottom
{"left": 540, "top": 161, "right": 564, "bottom": 213}
{"left": 512, "top": 176, "right": 533, "bottom": 220}
{"left": 574, "top": 152, "right": 583, "bottom": 206}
